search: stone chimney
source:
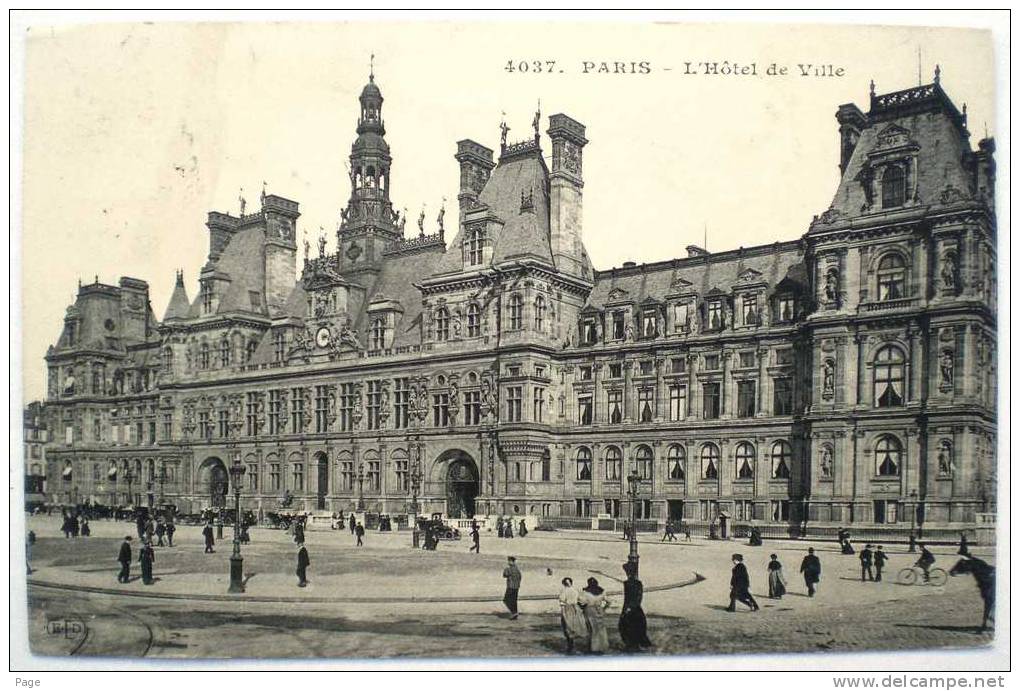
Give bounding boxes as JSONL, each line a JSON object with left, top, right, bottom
{"left": 547, "top": 114, "right": 588, "bottom": 279}
{"left": 836, "top": 103, "right": 867, "bottom": 176}
{"left": 455, "top": 140, "right": 495, "bottom": 224}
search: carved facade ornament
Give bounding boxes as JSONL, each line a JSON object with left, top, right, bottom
{"left": 939, "top": 184, "right": 969, "bottom": 205}
{"left": 940, "top": 252, "right": 958, "bottom": 293}
{"left": 819, "top": 445, "right": 833, "bottom": 478}
{"left": 937, "top": 439, "right": 954, "bottom": 476}
{"left": 822, "top": 359, "right": 836, "bottom": 400}
{"left": 607, "top": 287, "right": 630, "bottom": 302}
{"left": 939, "top": 349, "right": 955, "bottom": 392}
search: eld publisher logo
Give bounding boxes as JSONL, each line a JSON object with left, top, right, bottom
{"left": 46, "top": 618, "right": 85, "bottom": 639}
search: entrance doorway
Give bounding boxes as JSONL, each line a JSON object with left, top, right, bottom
{"left": 440, "top": 451, "right": 479, "bottom": 518}
{"left": 668, "top": 500, "right": 684, "bottom": 522}
{"left": 199, "top": 457, "right": 228, "bottom": 509}
{"left": 315, "top": 452, "right": 329, "bottom": 511}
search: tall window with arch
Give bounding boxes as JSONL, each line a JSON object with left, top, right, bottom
{"left": 701, "top": 444, "right": 719, "bottom": 480}
{"left": 635, "top": 445, "right": 653, "bottom": 481}
{"left": 875, "top": 435, "right": 902, "bottom": 476}
{"left": 881, "top": 163, "right": 907, "bottom": 208}
{"left": 199, "top": 343, "right": 211, "bottom": 369}
{"left": 605, "top": 446, "right": 621, "bottom": 481}
{"left": 877, "top": 253, "right": 907, "bottom": 301}
{"left": 771, "top": 440, "right": 792, "bottom": 479}
{"left": 509, "top": 294, "right": 523, "bottom": 330}
{"left": 576, "top": 447, "right": 592, "bottom": 481}
{"left": 467, "top": 304, "right": 481, "bottom": 337}
{"left": 667, "top": 444, "right": 686, "bottom": 481}
{"left": 435, "top": 308, "right": 450, "bottom": 341}
{"left": 162, "top": 346, "right": 173, "bottom": 373}
{"left": 371, "top": 318, "right": 386, "bottom": 351}
{"left": 873, "top": 345, "right": 905, "bottom": 407}
{"left": 735, "top": 442, "right": 755, "bottom": 480}
{"left": 534, "top": 295, "right": 546, "bottom": 331}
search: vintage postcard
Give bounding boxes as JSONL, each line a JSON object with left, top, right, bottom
{"left": 11, "top": 13, "right": 1008, "bottom": 674}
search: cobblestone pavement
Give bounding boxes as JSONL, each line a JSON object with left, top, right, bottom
{"left": 23, "top": 515, "right": 996, "bottom": 660}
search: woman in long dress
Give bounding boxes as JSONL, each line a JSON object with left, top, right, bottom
{"left": 579, "top": 577, "right": 611, "bottom": 654}
{"left": 559, "top": 577, "right": 588, "bottom": 654}
{"left": 618, "top": 562, "right": 652, "bottom": 651}
{"left": 767, "top": 553, "right": 786, "bottom": 599}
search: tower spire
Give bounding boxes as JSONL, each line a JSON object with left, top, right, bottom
{"left": 370, "top": 53, "right": 375, "bottom": 82}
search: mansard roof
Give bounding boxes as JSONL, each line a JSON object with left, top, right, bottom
{"left": 188, "top": 226, "right": 269, "bottom": 318}
{"left": 162, "top": 273, "right": 190, "bottom": 321}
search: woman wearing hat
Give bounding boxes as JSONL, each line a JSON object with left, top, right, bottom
{"left": 578, "top": 577, "right": 612, "bottom": 654}
{"left": 618, "top": 561, "right": 652, "bottom": 651}
{"left": 558, "top": 577, "right": 588, "bottom": 653}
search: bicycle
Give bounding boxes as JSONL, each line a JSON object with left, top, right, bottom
{"left": 897, "top": 564, "right": 948, "bottom": 587}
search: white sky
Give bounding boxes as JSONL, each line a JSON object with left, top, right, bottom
{"left": 18, "top": 20, "right": 996, "bottom": 402}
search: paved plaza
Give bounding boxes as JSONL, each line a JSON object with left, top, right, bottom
{"left": 23, "top": 515, "right": 995, "bottom": 659}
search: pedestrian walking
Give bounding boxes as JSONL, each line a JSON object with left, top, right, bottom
{"left": 767, "top": 554, "right": 787, "bottom": 599}
{"left": 519, "top": 519, "right": 528, "bottom": 538}
{"left": 495, "top": 517, "right": 504, "bottom": 538}
{"left": 136, "top": 514, "right": 146, "bottom": 540}
{"left": 860, "top": 544, "right": 875, "bottom": 581}
{"left": 469, "top": 524, "right": 480, "bottom": 553}
{"left": 140, "top": 540, "right": 155, "bottom": 585}
{"left": 155, "top": 519, "right": 166, "bottom": 547}
{"left": 502, "top": 556, "right": 522, "bottom": 619}
{"left": 725, "top": 553, "right": 759, "bottom": 612}
{"left": 294, "top": 519, "right": 305, "bottom": 545}
{"left": 296, "top": 541, "right": 310, "bottom": 587}
{"left": 579, "top": 577, "right": 611, "bottom": 654}
{"left": 202, "top": 520, "right": 215, "bottom": 553}
{"left": 355, "top": 522, "right": 365, "bottom": 546}
{"left": 683, "top": 524, "right": 692, "bottom": 542}
{"left": 874, "top": 545, "right": 887, "bottom": 582}
{"left": 26, "top": 531, "right": 36, "bottom": 575}
{"left": 117, "top": 536, "right": 133, "bottom": 583}
{"left": 165, "top": 519, "right": 175, "bottom": 547}
{"left": 958, "top": 532, "right": 970, "bottom": 556}
{"left": 80, "top": 515, "right": 91, "bottom": 537}
{"left": 662, "top": 522, "right": 676, "bottom": 542}
{"left": 349, "top": 514, "right": 356, "bottom": 534}
{"left": 619, "top": 561, "right": 652, "bottom": 651}
{"left": 70, "top": 512, "right": 80, "bottom": 538}
{"left": 558, "top": 577, "right": 587, "bottom": 654}
{"left": 800, "top": 547, "right": 822, "bottom": 596}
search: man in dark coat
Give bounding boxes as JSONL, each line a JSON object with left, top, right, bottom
{"left": 355, "top": 522, "right": 365, "bottom": 546}
{"left": 117, "top": 536, "right": 133, "bottom": 583}
{"left": 502, "top": 556, "right": 522, "bottom": 619}
{"left": 860, "top": 544, "right": 875, "bottom": 581}
{"left": 155, "top": 519, "right": 166, "bottom": 547}
{"left": 725, "top": 553, "right": 759, "bottom": 612}
{"left": 349, "top": 514, "right": 356, "bottom": 534}
{"left": 518, "top": 519, "right": 528, "bottom": 538}
{"left": 874, "top": 545, "right": 888, "bottom": 582}
{"left": 469, "top": 524, "right": 480, "bottom": 553}
{"left": 296, "top": 541, "right": 310, "bottom": 587}
{"left": 294, "top": 519, "right": 305, "bottom": 545}
{"left": 202, "top": 521, "right": 215, "bottom": 553}
{"left": 140, "top": 540, "right": 155, "bottom": 585}
{"left": 800, "top": 547, "right": 822, "bottom": 596}
{"left": 165, "top": 519, "right": 175, "bottom": 547}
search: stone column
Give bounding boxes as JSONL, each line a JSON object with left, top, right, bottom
{"left": 721, "top": 350, "right": 733, "bottom": 419}
{"left": 622, "top": 360, "right": 633, "bottom": 422}
{"left": 756, "top": 346, "right": 769, "bottom": 416}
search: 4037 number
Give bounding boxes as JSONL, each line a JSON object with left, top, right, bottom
{"left": 505, "top": 60, "right": 560, "bottom": 74}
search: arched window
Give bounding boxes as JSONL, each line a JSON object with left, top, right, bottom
{"left": 877, "top": 253, "right": 906, "bottom": 301}
{"left": 199, "top": 343, "right": 210, "bottom": 369}
{"left": 534, "top": 295, "right": 546, "bottom": 331}
{"left": 467, "top": 228, "right": 484, "bottom": 265}
{"left": 509, "top": 294, "right": 523, "bottom": 330}
{"left": 219, "top": 339, "right": 231, "bottom": 367}
{"left": 873, "top": 345, "right": 905, "bottom": 407}
{"left": 881, "top": 164, "right": 907, "bottom": 208}
{"left": 273, "top": 332, "right": 285, "bottom": 362}
{"left": 875, "top": 435, "right": 902, "bottom": 476}
{"left": 735, "top": 442, "right": 755, "bottom": 479}
{"left": 436, "top": 308, "right": 450, "bottom": 341}
{"left": 668, "top": 444, "right": 685, "bottom": 481}
{"left": 576, "top": 447, "right": 592, "bottom": 481}
{"left": 541, "top": 449, "right": 551, "bottom": 482}
{"left": 605, "top": 446, "right": 621, "bottom": 481}
{"left": 771, "top": 440, "right": 792, "bottom": 479}
{"left": 162, "top": 347, "right": 173, "bottom": 372}
{"left": 246, "top": 339, "right": 258, "bottom": 362}
{"left": 371, "top": 318, "right": 386, "bottom": 350}
{"left": 701, "top": 444, "right": 719, "bottom": 480}
{"left": 467, "top": 304, "right": 481, "bottom": 338}
{"left": 635, "top": 445, "right": 653, "bottom": 481}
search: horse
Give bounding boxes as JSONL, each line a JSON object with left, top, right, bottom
{"left": 949, "top": 557, "right": 995, "bottom": 631}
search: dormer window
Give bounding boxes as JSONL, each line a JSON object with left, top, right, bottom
{"left": 877, "top": 254, "right": 906, "bottom": 301}
{"left": 162, "top": 347, "right": 173, "bottom": 372}
{"left": 672, "top": 303, "right": 689, "bottom": 333}
{"left": 371, "top": 318, "right": 386, "bottom": 350}
{"left": 583, "top": 318, "right": 598, "bottom": 345}
{"left": 707, "top": 301, "right": 723, "bottom": 330}
{"left": 436, "top": 308, "right": 450, "bottom": 341}
{"left": 201, "top": 281, "right": 213, "bottom": 314}
{"left": 200, "top": 342, "right": 211, "bottom": 369}
{"left": 467, "top": 227, "right": 485, "bottom": 265}
{"left": 612, "top": 312, "right": 625, "bottom": 340}
{"left": 741, "top": 295, "right": 759, "bottom": 326}
{"left": 641, "top": 312, "right": 657, "bottom": 338}
{"left": 246, "top": 339, "right": 258, "bottom": 362}
{"left": 467, "top": 304, "right": 481, "bottom": 337}
{"left": 881, "top": 164, "right": 907, "bottom": 208}
{"left": 777, "top": 295, "right": 795, "bottom": 323}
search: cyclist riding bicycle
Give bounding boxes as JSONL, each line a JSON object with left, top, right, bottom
{"left": 915, "top": 543, "right": 935, "bottom": 581}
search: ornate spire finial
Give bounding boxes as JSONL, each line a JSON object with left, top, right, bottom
{"left": 318, "top": 228, "right": 327, "bottom": 258}
{"left": 869, "top": 79, "right": 876, "bottom": 97}
{"left": 934, "top": 64, "right": 941, "bottom": 85}
{"left": 418, "top": 205, "right": 426, "bottom": 236}
{"left": 303, "top": 230, "right": 309, "bottom": 263}
{"left": 239, "top": 188, "right": 246, "bottom": 216}
{"left": 500, "top": 111, "right": 509, "bottom": 151}
{"left": 261, "top": 181, "right": 267, "bottom": 205}
{"left": 533, "top": 99, "right": 541, "bottom": 143}
{"left": 370, "top": 53, "right": 375, "bottom": 82}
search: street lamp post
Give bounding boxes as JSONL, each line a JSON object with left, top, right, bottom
{"left": 410, "top": 440, "right": 422, "bottom": 516}
{"left": 228, "top": 457, "right": 246, "bottom": 593}
{"left": 356, "top": 463, "right": 365, "bottom": 511}
{"left": 908, "top": 489, "right": 918, "bottom": 551}
{"left": 626, "top": 470, "right": 641, "bottom": 576}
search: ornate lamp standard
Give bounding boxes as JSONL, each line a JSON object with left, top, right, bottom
{"left": 908, "top": 488, "right": 918, "bottom": 551}
{"left": 356, "top": 462, "right": 365, "bottom": 511}
{"left": 228, "top": 455, "right": 246, "bottom": 593}
{"left": 626, "top": 470, "right": 641, "bottom": 576}
{"left": 409, "top": 439, "right": 423, "bottom": 516}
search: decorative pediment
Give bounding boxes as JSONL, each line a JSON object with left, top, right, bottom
{"left": 874, "top": 124, "right": 915, "bottom": 151}
{"left": 606, "top": 287, "right": 631, "bottom": 303}
{"left": 736, "top": 268, "right": 765, "bottom": 285}
{"left": 668, "top": 275, "right": 694, "bottom": 294}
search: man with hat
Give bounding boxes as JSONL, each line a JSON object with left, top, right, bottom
{"left": 859, "top": 543, "right": 875, "bottom": 582}
{"left": 502, "top": 556, "right": 522, "bottom": 619}
{"left": 800, "top": 546, "right": 822, "bottom": 596}
{"left": 117, "top": 536, "right": 133, "bottom": 583}
{"left": 725, "top": 553, "right": 759, "bottom": 612}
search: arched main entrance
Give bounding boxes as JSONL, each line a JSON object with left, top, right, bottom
{"left": 314, "top": 451, "right": 329, "bottom": 510}
{"left": 198, "top": 457, "right": 228, "bottom": 509}
{"left": 439, "top": 450, "right": 479, "bottom": 518}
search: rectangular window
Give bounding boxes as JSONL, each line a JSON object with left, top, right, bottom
{"left": 776, "top": 348, "right": 794, "bottom": 366}
{"left": 704, "top": 354, "right": 720, "bottom": 371}
{"left": 464, "top": 390, "right": 481, "bottom": 426}
{"left": 734, "top": 499, "right": 754, "bottom": 521}
{"left": 670, "top": 357, "right": 686, "bottom": 374}
{"left": 577, "top": 395, "right": 593, "bottom": 426}
{"left": 340, "top": 460, "right": 354, "bottom": 491}
{"left": 316, "top": 385, "right": 331, "bottom": 433}
{"left": 367, "top": 461, "right": 381, "bottom": 492}
{"left": 575, "top": 499, "right": 592, "bottom": 518}
{"left": 609, "top": 363, "right": 622, "bottom": 379}
{"left": 149, "top": 421, "right": 156, "bottom": 444}
{"left": 273, "top": 333, "right": 286, "bottom": 362}
{"left": 583, "top": 319, "right": 598, "bottom": 345}
{"left": 339, "top": 384, "right": 355, "bottom": 432}
{"left": 535, "top": 365, "right": 546, "bottom": 378}
{"left": 612, "top": 312, "right": 625, "bottom": 340}
{"left": 703, "top": 382, "right": 721, "bottom": 419}
{"left": 642, "top": 312, "right": 657, "bottom": 338}
{"left": 673, "top": 302, "right": 689, "bottom": 332}
{"left": 393, "top": 379, "right": 410, "bottom": 429}
{"left": 161, "top": 413, "right": 172, "bottom": 441}
{"left": 366, "top": 381, "right": 381, "bottom": 431}
{"left": 737, "top": 381, "right": 756, "bottom": 418}
{"left": 773, "top": 378, "right": 794, "bottom": 415}
{"left": 291, "top": 388, "right": 305, "bottom": 432}
{"left": 607, "top": 390, "right": 623, "bottom": 424}
{"left": 433, "top": 393, "right": 450, "bottom": 427}
{"left": 218, "top": 410, "right": 230, "bottom": 438}
{"left": 739, "top": 351, "right": 755, "bottom": 368}
{"left": 394, "top": 457, "right": 409, "bottom": 493}
{"left": 707, "top": 302, "right": 723, "bottom": 330}
{"left": 533, "top": 387, "right": 545, "bottom": 423}
{"left": 579, "top": 366, "right": 593, "bottom": 381}
{"left": 604, "top": 498, "right": 621, "bottom": 518}
{"left": 93, "top": 417, "right": 102, "bottom": 442}
{"left": 246, "top": 392, "right": 258, "bottom": 436}
{"left": 771, "top": 500, "right": 791, "bottom": 522}
{"left": 669, "top": 385, "right": 687, "bottom": 421}
{"left": 638, "top": 388, "right": 654, "bottom": 422}
{"left": 777, "top": 296, "right": 794, "bottom": 323}
{"left": 199, "top": 412, "right": 212, "bottom": 440}
{"left": 269, "top": 390, "right": 282, "bottom": 435}
{"left": 506, "top": 386, "right": 523, "bottom": 422}
{"left": 291, "top": 463, "right": 304, "bottom": 492}
{"left": 201, "top": 282, "right": 213, "bottom": 314}
{"left": 742, "top": 295, "right": 759, "bottom": 325}
{"left": 639, "top": 360, "right": 653, "bottom": 376}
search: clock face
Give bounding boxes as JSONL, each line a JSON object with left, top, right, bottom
{"left": 315, "top": 327, "right": 331, "bottom": 349}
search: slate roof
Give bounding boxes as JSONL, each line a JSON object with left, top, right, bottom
{"left": 187, "top": 227, "right": 268, "bottom": 318}
{"left": 162, "top": 274, "right": 190, "bottom": 321}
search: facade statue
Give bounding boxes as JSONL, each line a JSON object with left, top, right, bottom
{"left": 824, "top": 268, "right": 839, "bottom": 303}
{"left": 418, "top": 208, "right": 426, "bottom": 235}
{"left": 437, "top": 205, "right": 445, "bottom": 232}
{"left": 499, "top": 119, "right": 509, "bottom": 148}
{"left": 940, "top": 350, "right": 955, "bottom": 390}
{"left": 941, "top": 254, "right": 957, "bottom": 291}
{"left": 937, "top": 440, "right": 953, "bottom": 476}
{"left": 822, "top": 359, "right": 835, "bottom": 398}
{"left": 820, "top": 446, "right": 833, "bottom": 478}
